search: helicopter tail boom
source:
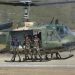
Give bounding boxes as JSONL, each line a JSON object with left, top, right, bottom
{"left": 0, "top": 22, "right": 13, "bottom": 30}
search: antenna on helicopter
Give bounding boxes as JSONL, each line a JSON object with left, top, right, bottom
{"left": 50, "top": 17, "right": 54, "bottom": 24}
{"left": 55, "top": 19, "right": 59, "bottom": 24}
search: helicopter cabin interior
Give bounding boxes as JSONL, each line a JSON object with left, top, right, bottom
{"left": 9, "top": 26, "right": 60, "bottom": 49}
{"left": 9, "top": 29, "right": 42, "bottom": 48}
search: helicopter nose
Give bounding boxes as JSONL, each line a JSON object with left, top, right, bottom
{"left": 62, "top": 42, "right": 72, "bottom": 47}
{"left": 62, "top": 42, "right": 75, "bottom": 50}
{"left": 61, "top": 35, "right": 75, "bottom": 48}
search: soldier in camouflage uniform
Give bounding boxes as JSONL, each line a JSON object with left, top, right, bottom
{"left": 33, "top": 35, "right": 42, "bottom": 61}
{"left": 23, "top": 36, "right": 32, "bottom": 61}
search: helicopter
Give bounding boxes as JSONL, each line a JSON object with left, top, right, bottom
{"left": 0, "top": 0, "right": 75, "bottom": 61}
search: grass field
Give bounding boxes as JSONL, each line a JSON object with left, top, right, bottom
{"left": 0, "top": 0, "right": 75, "bottom": 29}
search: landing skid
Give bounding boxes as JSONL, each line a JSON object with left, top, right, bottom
{"left": 61, "top": 54, "right": 74, "bottom": 59}
{"left": 51, "top": 54, "right": 74, "bottom": 60}
{"left": 5, "top": 60, "right": 21, "bottom": 62}
{"left": 5, "top": 58, "right": 49, "bottom": 62}
{"left": 5, "top": 54, "right": 74, "bottom": 62}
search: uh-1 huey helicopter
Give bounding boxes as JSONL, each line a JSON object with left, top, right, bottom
{"left": 0, "top": 0, "right": 75, "bottom": 61}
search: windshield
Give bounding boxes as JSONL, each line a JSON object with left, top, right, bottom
{"left": 56, "top": 25, "right": 71, "bottom": 38}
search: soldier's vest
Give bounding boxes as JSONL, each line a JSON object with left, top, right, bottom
{"left": 34, "top": 38, "right": 39, "bottom": 48}
{"left": 25, "top": 39, "right": 31, "bottom": 49}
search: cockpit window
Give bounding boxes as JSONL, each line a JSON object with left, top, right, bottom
{"left": 47, "top": 31, "right": 60, "bottom": 41}
{"left": 56, "top": 26, "right": 71, "bottom": 38}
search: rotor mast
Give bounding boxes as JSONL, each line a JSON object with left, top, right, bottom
{"left": 23, "top": 0, "right": 31, "bottom": 22}
{"left": 22, "top": 0, "right": 35, "bottom": 28}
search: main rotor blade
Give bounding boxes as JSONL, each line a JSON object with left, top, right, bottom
{"left": 0, "top": 1, "right": 75, "bottom": 6}
{"left": 37, "top": 1, "right": 75, "bottom": 6}
{"left": 0, "top": 1, "right": 37, "bottom": 6}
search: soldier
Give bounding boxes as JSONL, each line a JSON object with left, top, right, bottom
{"left": 11, "top": 37, "right": 21, "bottom": 62}
{"left": 33, "top": 35, "right": 42, "bottom": 61}
{"left": 23, "top": 35, "right": 32, "bottom": 61}
{"left": 34, "top": 35, "right": 40, "bottom": 49}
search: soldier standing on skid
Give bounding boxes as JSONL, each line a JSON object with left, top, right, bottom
{"left": 33, "top": 35, "right": 42, "bottom": 61}
{"left": 23, "top": 35, "right": 32, "bottom": 61}
{"left": 11, "top": 36, "right": 21, "bottom": 62}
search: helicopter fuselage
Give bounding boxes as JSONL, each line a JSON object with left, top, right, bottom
{"left": 28, "top": 23, "right": 75, "bottom": 52}
{"left": 8, "top": 22, "right": 75, "bottom": 52}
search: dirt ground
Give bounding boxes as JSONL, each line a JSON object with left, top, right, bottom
{"left": 0, "top": 67, "right": 75, "bottom": 75}
{"left": 0, "top": 50, "right": 75, "bottom": 75}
